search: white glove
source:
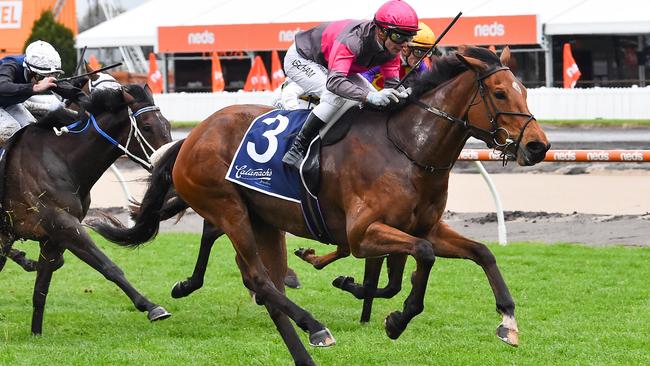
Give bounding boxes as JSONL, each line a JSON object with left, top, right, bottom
{"left": 365, "top": 88, "right": 409, "bottom": 107}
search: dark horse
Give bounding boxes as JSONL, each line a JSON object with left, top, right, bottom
{"left": 0, "top": 84, "right": 172, "bottom": 334}
{"left": 90, "top": 47, "right": 549, "bottom": 365}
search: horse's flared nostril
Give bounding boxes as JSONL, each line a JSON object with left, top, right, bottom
{"left": 525, "top": 141, "right": 550, "bottom": 162}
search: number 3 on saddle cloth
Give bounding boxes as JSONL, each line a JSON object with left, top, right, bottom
{"left": 226, "top": 109, "right": 342, "bottom": 244}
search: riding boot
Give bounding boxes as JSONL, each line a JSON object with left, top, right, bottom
{"left": 282, "top": 112, "right": 326, "bottom": 169}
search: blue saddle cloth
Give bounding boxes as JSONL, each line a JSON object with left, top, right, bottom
{"left": 226, "top": 109, "right": 311, "bottom": 203}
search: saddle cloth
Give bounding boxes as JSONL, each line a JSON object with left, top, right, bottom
{"left": 226, "top": 109, "right": 310, "bottom": 203}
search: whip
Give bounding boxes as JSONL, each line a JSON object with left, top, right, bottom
{"left": 396, "top": 11, "right": 463, "bottom": 89}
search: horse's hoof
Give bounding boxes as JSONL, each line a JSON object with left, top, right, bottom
{"left": 309, "top": 328, "right": 336, "bottom": 347}
{"left": 384, "top": 311, "right": 405, "bottom": 340}
{"left": 148, "top": 306, "right": 171, "bottom": 321}
{"left": 496, "top": 324, "right": 519, "bottom": 347}
{"left": 171, "top": 281, "right": 191, "bottom": 299}
{"left": 294, "top": 247, "right": 314, "bottom": 258}
{"left": 23, "top": 261, "right": 38, "bottom": 272}
{"left": 284, "top": 274, "right": 301, "bottom": 289}
{"left": 332, "top": 276, "right": 355, "bottom": 289}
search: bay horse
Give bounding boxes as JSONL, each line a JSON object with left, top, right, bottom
{"left": 90, "top": 46, "right": 549, "bottom": 365}
{"left": 0, "top": 83, "right": 173, "bottom": 334}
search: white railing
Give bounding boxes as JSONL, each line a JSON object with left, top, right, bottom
{"left": 153, "top": 87, "right": 650, "bottom": 122}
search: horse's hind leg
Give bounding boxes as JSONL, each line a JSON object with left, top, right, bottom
{"left": 333, "top": 254, "right": 408, "bottom": 322}
{"left": 50, "top": 214, "right": 171, "bottom": 323}
{"left": 431, "top": 222, "right": 518, "bottom": 347}
{"left": 31, "top": 241, "right": 65, "bottom": 334}
{"left": 350, "top": 222, "right": 436, "bottom": 340}
{"left": 198, "top": 199, "right": 334, "bottom": 349}
{"left": 250, "top": 221, "right": 314, "bottom": 365}
{"left": 294, "top": 245, "right": 350, "bottom": 269}
{"left": 171, "top": 220, "right": 223, "bottom": 298}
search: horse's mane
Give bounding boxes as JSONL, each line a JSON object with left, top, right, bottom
{"left": 409, "top": 46, "right": 503, "bottom": 99}
{"left": 33, "top": 87, "right": 128, "bottom": 130}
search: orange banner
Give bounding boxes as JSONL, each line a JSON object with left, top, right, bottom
{"left": 211, "top": 52, "right": 225, "bottom": 92}
{"left": 157, "top": 15, "right": 538, "bottom": 53}
{"left": 0, "top": 0, "right": 77, "bottom": 58}
{"left": 563, "top": 43, "right": 581, "bottom": 89}
{"left": 243, "top": 56, "right": 270, "bottom": 92}
{"left": 271, "top": 50, "right": 285, "bottom": 90}
{"left": 88, "top": 54, "right": 102, "bottom": 70}
{"left": 147, "top": 52, "right": 163, "bottom": 94}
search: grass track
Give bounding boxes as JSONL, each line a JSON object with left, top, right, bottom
{"left": 1, "top": 233, "right": 649, "bottom": 365}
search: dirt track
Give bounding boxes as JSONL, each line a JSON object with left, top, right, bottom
{"left": 87, "top": 159, "right": 650, "bottom": 247}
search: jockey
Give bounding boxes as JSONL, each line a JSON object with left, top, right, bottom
{"left": 0, "top": 40, "right": 64, "bottom": 141}
{"left": 282, "top": 0, "right": 419, "bottom": 169}
{"left": 362, "top": 21, "right": 436, "bottom": 89}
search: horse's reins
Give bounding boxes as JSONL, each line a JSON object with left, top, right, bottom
{"left": 388, "top": 66, "right": 536, "bottom": 173}
{"left": 53, "top": 104, "right": 160, "bottom": 169}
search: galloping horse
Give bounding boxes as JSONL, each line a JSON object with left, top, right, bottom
{"left": 91, "top": 47, "right": 549, "bottom": 365}
{"left": 0, "top": 83, "right": 172, "bottom": 334}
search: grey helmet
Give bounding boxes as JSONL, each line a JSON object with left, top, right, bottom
{"left": 24, "top": 40, "right": 64, "bottom": 76}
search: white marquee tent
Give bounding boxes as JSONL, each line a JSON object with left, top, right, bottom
{"left": 76, "top": 0, "right": 650, "bottom": 49}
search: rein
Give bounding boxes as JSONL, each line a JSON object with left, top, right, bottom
{"left": 53, "top": 105, "right": 160, "bottom": 169}
{"left": 387, "top": 66, "right": 536, "bottom": 173}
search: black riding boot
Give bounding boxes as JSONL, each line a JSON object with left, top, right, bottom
{"left": 282, "top": 112, "right": 326, "bottom": 169}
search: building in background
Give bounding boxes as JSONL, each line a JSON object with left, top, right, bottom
{"left": 75, "top": 0, "right": 650, "bottom": 92}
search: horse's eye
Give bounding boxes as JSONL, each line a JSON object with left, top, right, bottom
{"left": 142, "top": 124, "right": 152, "bottom": 132}
{"left": 494, "top": 91, "right": 507, "bottom": 100}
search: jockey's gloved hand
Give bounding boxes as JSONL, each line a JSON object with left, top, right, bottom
{"left": 52, "top": 81, "right": 89, "bottom": 105}
{"left": 366, "top": 88, "right": 409, "bottom": 107}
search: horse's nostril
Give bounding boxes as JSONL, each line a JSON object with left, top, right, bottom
{"left": 526, "top": 141, "right": 549, "bottom": 155}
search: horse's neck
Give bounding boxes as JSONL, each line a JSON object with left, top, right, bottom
{"left": 391, "top": 72, "right": 476, "bottom": 170}
{"left": 63, "top": 114, "right": 128, "bottom": 194}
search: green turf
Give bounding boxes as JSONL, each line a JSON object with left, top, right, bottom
{"left": 1, "top": 233, "right": 649, "bottom": 365}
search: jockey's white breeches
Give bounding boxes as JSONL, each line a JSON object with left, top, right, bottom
{"left": 283, "top": 43, "right": 374, "bottom": 126}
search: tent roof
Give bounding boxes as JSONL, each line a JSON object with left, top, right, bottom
{"left": 76, "top": 0, "right": 650, "bottom": 48}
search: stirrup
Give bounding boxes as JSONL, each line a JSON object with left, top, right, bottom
{"left": 282, "top": 147, "right": 304, "bottom": 168}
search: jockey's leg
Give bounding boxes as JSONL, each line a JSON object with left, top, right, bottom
{"left": 5, "top": 103, "right": 36, "bottom": 127}
{"left": 0, "top": 107, "right": 24, "bottom": 143}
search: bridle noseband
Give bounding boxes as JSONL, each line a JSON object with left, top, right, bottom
{"left": 399, "top": 65, "right": 536, "bottom": 171}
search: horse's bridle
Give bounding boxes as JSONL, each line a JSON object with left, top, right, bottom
{"left": 403, "top": 66, "right": 536, "bottom": 170}
{"left": 53, "top": 104, "right": 161, "bottom": 170}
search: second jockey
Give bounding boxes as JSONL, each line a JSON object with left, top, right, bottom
{"left": 281, "top": 0, "right": 420, "bottom": 169}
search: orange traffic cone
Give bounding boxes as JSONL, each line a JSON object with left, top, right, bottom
{"left": 271, "top": 50, "right": 285, "bottom": 90}
{"left": 147, "top": 52, "right": 163, "bottom": 94}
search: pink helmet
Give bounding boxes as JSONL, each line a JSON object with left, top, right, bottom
{"left": 374, "top": 0, "right": 419, "bottom": 34}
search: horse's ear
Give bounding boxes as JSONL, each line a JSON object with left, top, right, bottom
{"left": 85, "top": 62, "right": 101, "bottom": 81}
{"left": 456, "top": 53, "right": 483, "bottom": 72}
{"left": 500, "top": 46, "right": 511, "bottom": 66}
{"left": 122, "top": 87, "right": 136, "bottom": 104}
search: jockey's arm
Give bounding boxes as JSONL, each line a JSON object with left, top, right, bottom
{"left": 325, "top": 45, "right": 369, "bottom": 101}
{"left": 0, "top": 62, "right": 34, "bottom": 97}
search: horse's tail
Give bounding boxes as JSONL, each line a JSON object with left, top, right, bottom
{"left": 88, "top": 139, "right": 185, "bottom": 247}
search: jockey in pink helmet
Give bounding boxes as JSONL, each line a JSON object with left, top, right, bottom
{"left": 282, "top": 0, "right": 419, "bottom": 169}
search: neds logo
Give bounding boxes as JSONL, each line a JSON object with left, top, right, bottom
{"left": 278, "top": 28, "right": 302, "bottom": 43}
{"left": 188, "top": 30, "right": 215, "bottom": 45}
{"left": 474, "top": 22, "right": 505, "bottom": 37}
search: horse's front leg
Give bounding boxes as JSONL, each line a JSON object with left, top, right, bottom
{"left": 50, "top": 214, "right": 171, "bottom": 323}
{"left": 294, "top": 245, "right": 350, "bottom": 270}
{"left": 9, "top": 248, "right": 38, "bottom": 272}
{"left": 350, "top": 222, "right": 436, "bottom": 340}
{"left": 31, "top": 241, "right": 65, "bottom": 334}
{"left": 430, "top": 222, "right": 518, "bottom": 347}
{"left": 171, "top": 220, "right": 223, "bottom": 298}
